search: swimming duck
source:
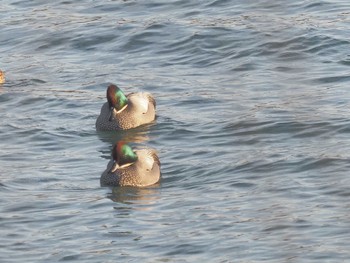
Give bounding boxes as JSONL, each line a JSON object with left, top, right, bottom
{"left": 96, "top": 84, "right": 156, "bottom": 130}
{"left": 101, "top": 141, "right": 161, "bottom": 187}
{"left": 0, "top": 70, "right": 5, "bottom": 84}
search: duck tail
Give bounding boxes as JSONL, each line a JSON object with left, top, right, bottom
{"left": 150, "top": 150, "right": 161, "bottom": 166}
{"left": 147, "top": 93, "right": 156, "bottom": 109}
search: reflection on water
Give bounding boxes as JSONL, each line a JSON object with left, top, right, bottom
{"left": 96, "top": 123, "right": 153, "bottom": 145}
{"left": 107, "top": 185, "right": 160, "bottom": 207}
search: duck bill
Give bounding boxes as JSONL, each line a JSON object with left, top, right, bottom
{"left": 108, "top": 107, "right": 114, "bottom": 121}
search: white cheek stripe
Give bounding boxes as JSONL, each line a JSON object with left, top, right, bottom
{"left": 116, "top": 104, "right": 128, "bottom": 114}
{"left": 120, "top": 163, "right": 133, "bottom": 168}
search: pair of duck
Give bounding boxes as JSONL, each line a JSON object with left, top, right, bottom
{"left": 96, "top": 84, "right": 160, "bottom": 187}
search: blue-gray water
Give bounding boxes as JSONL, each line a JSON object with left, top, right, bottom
{"left": 1, "top": 1, "right": 350, "bottom": 262}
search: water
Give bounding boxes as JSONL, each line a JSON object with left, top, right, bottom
{"left": 1, "top": 0, "right": 350, "bottom": 262}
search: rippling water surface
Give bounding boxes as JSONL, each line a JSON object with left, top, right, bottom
{"left": 1, "top": 0, "right": 350, "bottom": 262}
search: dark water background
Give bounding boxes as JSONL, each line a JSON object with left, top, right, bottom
{"left": 1, "top": 1, "right": 350, "bottom": 262}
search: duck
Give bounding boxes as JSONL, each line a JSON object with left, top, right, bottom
{"left": 101, "top": 141, "right": 161, "bottom": 187}
{"left": 0, "top": 70, "right": 5, "bottom": 84}
{"left": 96, "top": 84, "right": 156, "bottom": 130}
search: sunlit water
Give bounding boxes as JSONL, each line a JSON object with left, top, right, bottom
{"left": 1, "top": 1, "right": 350, "bottom": 262}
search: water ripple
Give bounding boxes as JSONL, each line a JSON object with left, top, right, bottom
{"left": 1, "top": 0, "right": 350, "bottom": 262}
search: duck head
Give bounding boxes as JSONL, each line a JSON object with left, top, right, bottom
{"left": 110, "top": 141, "right": 138, "bottom": 172}
{"left": 107, "top": 84, "right": 128, "bottom": 120}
